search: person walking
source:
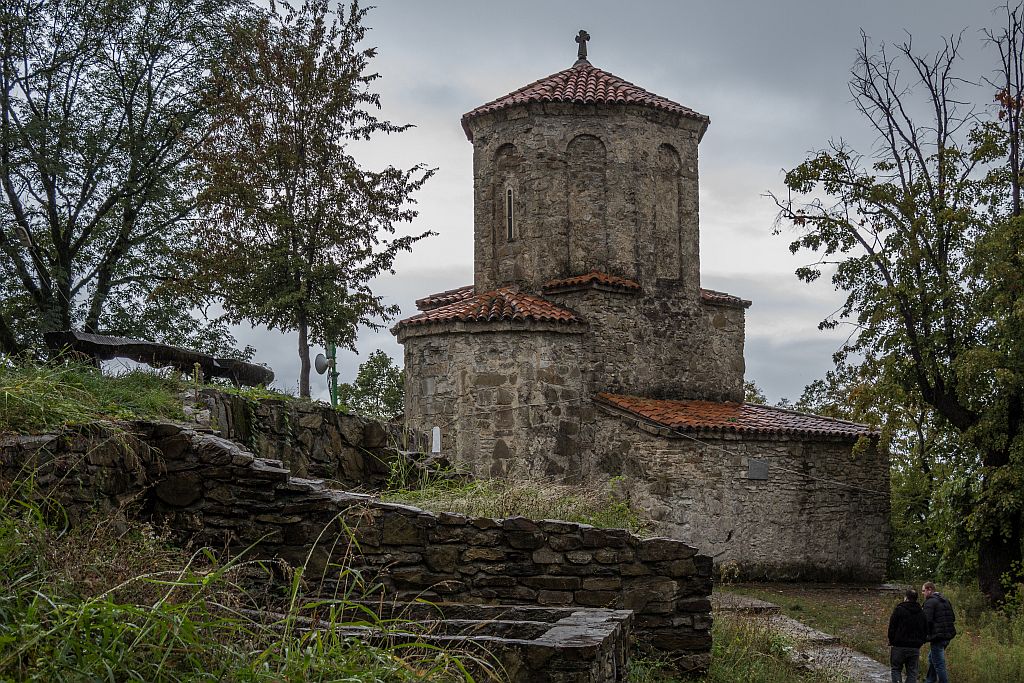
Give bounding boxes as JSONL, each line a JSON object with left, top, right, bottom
{"left": 922, "top": 581, "right": 957, "bottom": 683}
{"left": 888, "top": 588, "right": 928, "bottom": 683}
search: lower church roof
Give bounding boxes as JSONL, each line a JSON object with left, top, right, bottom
{"left": 395, "top": 287, "right": 582, "bottom": 330}
{"left": 542, "top": 271, "right": 642, "bottom": 294}
{"left": 595, "top": 392, "right": 875, "bottom": 439}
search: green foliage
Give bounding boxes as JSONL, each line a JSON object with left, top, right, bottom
{"left": 743, "top": 380, "right": 768, "bottom": 405}
{"left": 337, "top": 350, "right": 404, "bottom": 421}
{"left": 771, "top": 18, "right": 1024, "bottom": 602}
{"left": 0, "top": 362, "right": 185, "bottom": 434}
{"left": 384, "top": 477, "right": 650, "bottom": 536}
{"left": 194, "top": 0, "right": 434, "bottom": 397}
{"left": 0, "top": 0, "right": 246, "bottom": 357}
{"left": 0, "top": 489, "right": 480, "bottom": 681}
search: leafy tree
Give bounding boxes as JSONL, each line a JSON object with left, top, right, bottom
{"left": 0, "top": 0, "right": 243, "bottom": 356}
{"left": 336, "top": 350, "right": 403, "bottom": 421}
{"left": 194, "top": 0, "right": 433, "bottom": 398}
{"left": 743, "top": 380, "right": 768, "bottom": 405}
{"left": 771, "top": 18, "right": 1024, "bottom": 603}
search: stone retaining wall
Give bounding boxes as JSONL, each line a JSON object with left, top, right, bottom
{"left": 198, "top": 389, "right": 427, "bottom": 489}
{"left": 0, "top": 420, "right": 713, "bottom": 673}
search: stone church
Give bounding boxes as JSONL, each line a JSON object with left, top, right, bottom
{"left": 393, "top": 34, "right": 889, "bottom": 580}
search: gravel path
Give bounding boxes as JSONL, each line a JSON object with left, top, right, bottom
{"left": 713, "top": 591, "right": 890, "bottom": 683}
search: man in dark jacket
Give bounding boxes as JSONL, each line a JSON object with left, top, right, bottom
{"left": 922, "top": 581, "right": 956, "bottom": 683}
{"left": 888, "top": 588, "right": 928, "bottom": 683}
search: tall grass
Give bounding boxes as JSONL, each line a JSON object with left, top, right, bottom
{"left": 0, "top": 487, "right": 482, "bottom": 681}
{"left": 937, "top": 584, "right": 1024, "bottom": 683}
{"left": 383, "top": 478, "right": 650, "bottom": 536}
{"left": 0, "top": 361, "right": 186, "bottom": 433}
{"left": 726, "top": 583, "right": 1024, "bottom": 683}
{"left": 631, "top": 613, "right": 847, "bottom": 683}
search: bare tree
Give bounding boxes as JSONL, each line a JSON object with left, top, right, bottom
{"left": 772, "top": 23, "right": 1024, "bottom": 603}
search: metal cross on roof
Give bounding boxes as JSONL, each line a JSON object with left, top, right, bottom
{"left": 575, "top": 29, "right": 591, "bottom": 62}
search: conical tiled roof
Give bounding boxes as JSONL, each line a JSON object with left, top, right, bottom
{"left": 461, "top": 60, "right": 708, "bottom": 141}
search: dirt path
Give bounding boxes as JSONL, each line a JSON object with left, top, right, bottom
{"left": 713, "top": 591, "right": 890, "bottom": 683}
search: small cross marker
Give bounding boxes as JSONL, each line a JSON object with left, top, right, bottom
{"left": 575, "top": 29, "right": 591, "bottom": 62}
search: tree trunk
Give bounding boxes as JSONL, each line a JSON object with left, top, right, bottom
{"left": 0, "top": 312, "right": 25, "bottom": 356}
{"left": 977, "top": 512, "right": 1023, "bottom": 604}
{"left": 297, "top": 307, "right": 311, "bottom": 398}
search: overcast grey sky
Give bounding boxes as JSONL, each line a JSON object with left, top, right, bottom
{"left": 239, "top": 0, "right": 1001, "bottom": 403}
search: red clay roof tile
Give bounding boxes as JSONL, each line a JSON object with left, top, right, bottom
{"left": 596, "top": 393, "right": 874, "bottom": 439}
{"left": 415, "top": 285, "right": 475, "bottom": 311}
{"left": 396, "top": 288, "right": 583, "bottom": 330}
{"left": 461, "top": 61, "right": 708, "bottom": 141}
{"left": 700, "top": 288, "right": 751, "bottom": 308}
{"left": 543, "top": 271, "right": 642, "bottom": 294}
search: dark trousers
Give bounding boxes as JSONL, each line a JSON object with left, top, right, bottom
{"left": 890, "top": 646, "right": 921, "bottom": 683}
{"left": 925, "top": 640, "right": 950, "bottom": 683}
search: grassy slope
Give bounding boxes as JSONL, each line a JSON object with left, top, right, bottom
{"left": 0, "top": 362, "right": 187, "bottom": 433}
{"left": 726, "top": 583, "right": 1024, "bottom": 683}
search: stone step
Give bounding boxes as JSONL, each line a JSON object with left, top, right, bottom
{"left": 711, "top": 591, "right": 781, "bottom": 614}
{"left": 767, "top": 614, "right": 839, "bottom": 646}
{"left": 794, "top": 645, "right": 890, "bottom": 683}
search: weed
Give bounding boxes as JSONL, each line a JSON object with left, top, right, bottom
{"left": 0, "top": 484, "right": 482, "bottom": 681}
{"left": 383, "top": 478, "right": 650, "bottom": 535}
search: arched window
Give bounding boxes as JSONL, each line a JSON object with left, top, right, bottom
{"left": 566, "top": 134, "right": 608, "bottom": 272}
{"left": 655, "top": 143, "right": 682, "bottom": 279}
{"left": 505, "top": 187, "right": 515, "bottom": 240}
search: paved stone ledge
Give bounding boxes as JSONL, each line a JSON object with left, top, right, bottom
{"left": 246, "top": 603, "right": 633, "bottom": 683}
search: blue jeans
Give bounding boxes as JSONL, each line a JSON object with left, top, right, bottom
{"left": 925, "top": 640, "right": 949, "bottom": 683}
{"left": 890, "top": 646, "right": 920, "bottom": 683}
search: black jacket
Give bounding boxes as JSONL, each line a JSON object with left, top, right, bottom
{"left": 923, "top": 592, "right": 957, "bottom": 642}
{"left": 888, "top": 600, "right": 928, "bottom": 648}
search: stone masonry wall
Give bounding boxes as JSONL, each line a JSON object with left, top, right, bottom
{"left": 467, "top": 103, "right": 705, "bottom": 296}
{"left": 0, "top": 421, "right": 714, "bottom": 673}
{"left": 401, "top": 322, "right": 589, "bottom": 478}
{"left": 545, "top": 287, "right": 745, "bottom": 403}
{"left": 588, "top": 408, "right": 890, "bottom": 581}
{"left": 197, "top": 389, "right": 426, "bottom": 490}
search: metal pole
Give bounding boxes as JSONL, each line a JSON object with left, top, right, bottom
{"left": 327, "top": 342, "right": 339, "bottom": 408}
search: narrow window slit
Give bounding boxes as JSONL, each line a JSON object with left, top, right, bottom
{"left": 506, "top": 187, "right": 515, "bottom": 240}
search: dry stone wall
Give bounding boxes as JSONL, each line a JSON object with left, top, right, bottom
{"left": 588, "top": 408, "right": 889, "bottom": 581}
{"left": 197, "top": 389, "right": 425, "bottom": 489}
{"left": 0, "top": 420, "right": 714, "bottom": 673}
